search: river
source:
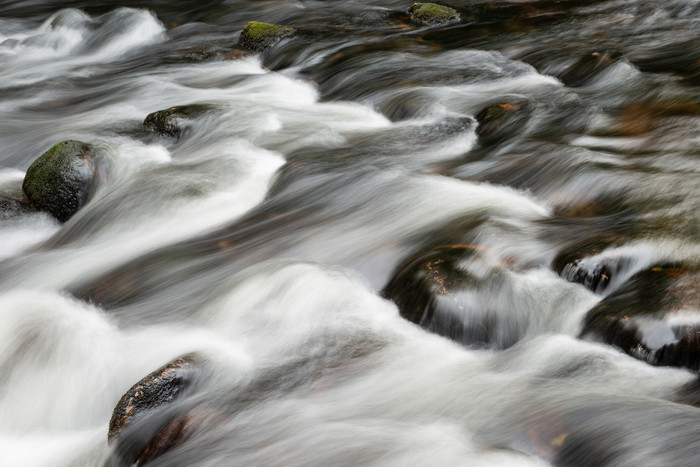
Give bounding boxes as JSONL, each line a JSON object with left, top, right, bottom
{"left": 0, "top": 1, "right": 698, "bottom": 466}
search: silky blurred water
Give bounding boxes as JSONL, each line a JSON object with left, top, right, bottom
{"left": 0, "top": 1, "right": 698, "bottom": 466}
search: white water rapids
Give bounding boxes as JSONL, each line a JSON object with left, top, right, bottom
{"left": 0, "top": 2, "right": 699, "bottom": 466}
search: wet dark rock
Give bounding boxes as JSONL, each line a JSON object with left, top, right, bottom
{"left": 108, "top": 354, "right": 199, "bottom": 443}
{"left": 0, "top": 184, "right": 35, "bottom": 220}
{"left": 383, "top": 245, "right": 521, "bottom": 349}
{"left": 580, "top": 265, "right": 700, "bottom": 371}
{"left": 0, "top": 197, "right": 33, "bottom": 219}
{"left": 475, "top": 99, "right": 531, "bottom": 146}
{"left": 143, "top": 104, "right": 213, "bottom": 138}
{"left": 559, "top": 258, "right": 618, "bottom": 294}
{"left": 238, "top": 21, "right": 294, "bottom": 53}
{"left": 628, "top": 38, "right": 700, "bottom": 85}
{"left": 177, "top": 44, "right": 248, "bottom": 62}
{"left": 22, "top": 140, "right": 98, "bottom": 222}
{"left": 552, "top": 192, "right": 635, "bottom": 219}
{"left": 114, "top": 409, "right": 212, "bottom": 466}
{"left": 549, "top": 399, "right": 700, "bottom": 467}
{"left": 673, "top": 376, "right": 700, "bottom": 407}
{"left": 409, "top": 3, "right": 459, "bottom": 25}
{"left": 552, "top": 240, "right": 629, "bottom": 293}
{"left": 557, "top": 51, "right": 621, "bottom": 88}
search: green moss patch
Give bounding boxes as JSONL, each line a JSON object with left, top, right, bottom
{"left": 143, "top": 104, "right": 214, "bottom": 137}
{"left": 238, "top": 21, "right": 294, "bottom": 52}
{"left": 409, "top": 3, "right": 459, "bottom": 25}
{"left": 22, "top": 140, "right": 97, "bottom": 222}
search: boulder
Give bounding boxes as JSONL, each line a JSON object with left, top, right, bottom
{"left": 383, "top": 245, "right": 521, "bottom": 349}
{"left": 475, "top": 100, "right": 531, "bottom": 146}
{"left": 408, "top": 3, "right": 459, "bottom": 25}
{"left": 22, "top": 140, "right": 97, "bottom": 222}
{"left": 108, "top": 354, "right": 199, "bottom": 443}
{"left": 238, "top": 21, "right": 294, "bottom": 53}
{"left": 580, "top": 265, "right": 700, "bottom": 371}
{"left": 143, "top": 104, "right": 213, "bottom": 138}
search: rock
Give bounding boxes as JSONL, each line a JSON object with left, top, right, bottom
{"left": 580, "top": 265, "right": 700, "bottom": 371}
{"left": 475, "top": 100, "right": 531, "bottom": 146}
{"left": 0, "top": 184, "right": 35, "bottom": 220}
{"left": 143, "top": 104, "right": 213, "bottom": 138}
{"left": 383, "top": 245, "right": 521, "bottom": 349}
{"left": 673, "top": 376, "right": 700, "bottom": 407}
{"left": 238, "top": 21, "right": 294, "bottom": 53}
{"left": 559, "top": 257, "right": 618, "bottom": 294}
{"left": 552, "top": 240, "right": 629, "bottom": 294}
{"left": 116, "top": 410, "right": 211, "bottom": 466}
{"left": 108, "top": 354, "right": 199, "bottom": 443}
{"left": 557, "top": 51, "right": 620, "bottom": 87}
{"left": 0, "top": 197, "right": 33, "bottom": 219}
{"left": 22, "top": 140, "right": 97, "bottom": 222}
{"left": 408, "top": 3, "right": 459, "bottom": 25}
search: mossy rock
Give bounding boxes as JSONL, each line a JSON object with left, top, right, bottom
{"left": 383, "top": 245, "right": 520, "bottom": 349}
{"left": 475, "top": 99, "right": 531, "bottom": 146}
{"left": 22, "top": 140, "right": 97, "bottom": 222}
{"left": 143, "top": 104, "right": 213, "bottom": 138}
{"left": 580, "top": 265, "right": 700, "bottom": 371}
{"left": 108, "top": 354, "right": 200, "bottom": 444}
{"left": 409, "top": 3, "right": 459, "bottom": 25}
{"left": 238, "top": 21, "right": 294, "bottom": 53}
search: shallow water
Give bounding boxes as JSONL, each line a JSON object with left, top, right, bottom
{"left": 0, "top": 1, "right": 698, "bottom": 466}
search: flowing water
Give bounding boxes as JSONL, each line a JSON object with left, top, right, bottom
{"left": 0, "top": 1, "right": 698, "bottom": 465}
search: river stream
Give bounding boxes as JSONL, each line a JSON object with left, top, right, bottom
{"left": 0, "top": 1, "right": 698, "bottom": 466}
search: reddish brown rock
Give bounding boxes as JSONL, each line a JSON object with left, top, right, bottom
{"left": 108, "top": 354, "right": 199, "bottom": 443}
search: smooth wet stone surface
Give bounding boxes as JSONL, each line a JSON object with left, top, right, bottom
{"left": 580, "top": 266, "right": 700, "bottom": 371}
{"left": 383, "top": 245, "right": 524, "bottom": 350}
{"left": 108, "top": 354, "right": 199, "bottom": 443}
{"left": 22, "top": 140, "right": 97, "bottom": 222}
{"left": 143, "top": 104, "right": 214, "bottom": 138}
{"left": 475, "top": 100, "right": 531, "bottom": 146}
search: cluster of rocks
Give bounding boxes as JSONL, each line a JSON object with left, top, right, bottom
{"left": 384, "top": 237, "right": 699, "bottom": 372}
{"left": 9, "top": 4, "right": 697, "bottom": 463}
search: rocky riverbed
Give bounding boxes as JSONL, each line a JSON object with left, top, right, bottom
{"left": 0, "top": 1, "right": 698, "bottom": 465}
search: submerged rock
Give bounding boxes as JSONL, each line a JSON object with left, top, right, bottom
{"left": 111, "top": 409, "right": 215, "bottom": 466}
{"left": 475, "top": 100, "right": 531, "bottom": 146}
{"left": 0, "top": 182, "right": 35, "bottom": 219}
{"left": 108, "top": 354, "right": 199, "bottom": 443}
{"left": 0, "top": 197, "right": 34, "bottom": 219}
{"left": 580, "top": 265, "right": 700, "bottom": 371}
{"left": 673, "top": 376, "right": 700, "bottom": 408}
{"left": 238, "top": 21, "right": 294, "bottom": 53}
{"left": 552, "top": 240, "right": 629, "bottom": 294}
{"left": 22, "top": 140, "right": 97, "bottom": 222}
{"left": 557, "top": 51, "right": 620, "bottom": 87}
{"left": 408, "top": 3, "right": 459, "bottom": 25}
{"left": 383, "top": 245, "right": 521, "bottom": 349}
{"left": 143, "top": 104, "right": 213, "bottom": 138}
